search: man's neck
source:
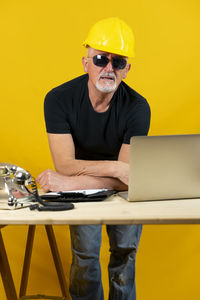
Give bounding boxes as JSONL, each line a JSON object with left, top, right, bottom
{"left": 87, "top": 80, "right": 115, "bottom": 113}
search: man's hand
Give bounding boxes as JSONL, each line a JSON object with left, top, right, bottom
{"left": 117, "top": 161, "right": 129, "bottom": 185}
{"left": 36, "top": 169, "right": 70, "bottom": 192}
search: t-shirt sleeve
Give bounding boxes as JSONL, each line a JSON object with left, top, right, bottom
{"left": 123, "top": 99, "right": 151, "bottom": 144}
{"left": 44, "top": 90, "right": 71, "bottom": 134}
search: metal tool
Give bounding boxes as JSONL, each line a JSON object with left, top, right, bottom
{"left": 0, "top": 163, "right": 36, "bottom": 209}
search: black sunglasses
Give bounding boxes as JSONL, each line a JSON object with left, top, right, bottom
{"left": 88, "top": 54, "right": 127, "bottom": 70}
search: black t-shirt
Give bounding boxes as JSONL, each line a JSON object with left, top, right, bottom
{"left": 44, "top": 74, "right": 151, "bottom": 160}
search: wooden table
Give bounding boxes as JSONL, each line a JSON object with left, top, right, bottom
{"left": 1, "top": 194, "right": 200, "bottom": 225}
{"left": 1, "top": 194, "right": 200, "bottom": 300}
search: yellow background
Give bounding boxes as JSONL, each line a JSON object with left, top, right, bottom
{"left": 0, "top": 0, "right": 200, "bottom": 299}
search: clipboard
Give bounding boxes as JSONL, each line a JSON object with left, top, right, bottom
{"left": 41, "top": 189, "right": 117, "bottom": 202}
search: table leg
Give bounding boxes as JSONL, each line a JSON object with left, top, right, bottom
{"left": 20, "top": 225, "right": 69, "bottom": 299}
{"left": 19, "top": 225, "right": 36, "bottom": 298}
{"left": 45, "top": 225, "right": 69, "bottom": 298}
{"left": 0, "top": 230, "right": 18, "bottom": 300}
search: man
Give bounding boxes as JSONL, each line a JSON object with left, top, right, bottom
{"left": 37, "top": 17, "right": 150, "bottom": 300}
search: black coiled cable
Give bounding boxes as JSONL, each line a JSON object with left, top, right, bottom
{"left": 25, "top": 179, "right": 74, "bottom": 211}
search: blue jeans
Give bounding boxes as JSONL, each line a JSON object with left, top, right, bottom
{"left": 69, "top": 224, "right": 142, "bottom": 300}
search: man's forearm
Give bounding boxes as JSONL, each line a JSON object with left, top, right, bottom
{"left": 37, "top": 169, "right": 127, "bottom": 192}
{"left": 55, "top": 159, "right": 121, "bottom": 179}
{"left": 62, "top": 174, "right": 128, "bottom": 191}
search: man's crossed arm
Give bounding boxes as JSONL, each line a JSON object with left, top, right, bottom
{"left": 37, "top": 133, "right": 130, "bottom": 192}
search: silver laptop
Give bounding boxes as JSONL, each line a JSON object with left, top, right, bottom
{"left": 120, "top": 134, "right": 200, "bottom": 201}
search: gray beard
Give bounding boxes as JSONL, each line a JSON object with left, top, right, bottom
{"left": 96, "top": 72, "right": 117, "bottom": 93}
{"left": 96, "top": 81, "right": 117, "bottom": 93}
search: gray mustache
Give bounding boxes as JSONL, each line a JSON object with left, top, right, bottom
{"left": 99, "top": 72, "right": 116, "bottom": 80}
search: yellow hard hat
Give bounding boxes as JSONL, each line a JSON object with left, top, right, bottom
{"left": 83, "top": 17, "right": 135, "bottom": 58}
